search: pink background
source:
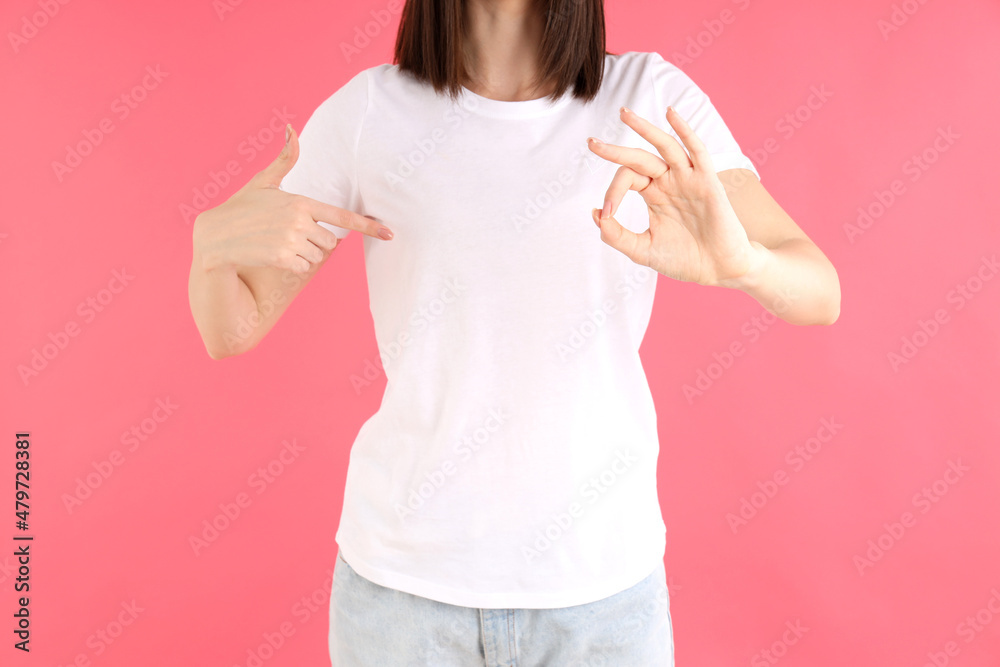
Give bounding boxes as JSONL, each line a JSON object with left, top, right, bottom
{"left": 4, "top": 0, "right": 999, "bottom": 665}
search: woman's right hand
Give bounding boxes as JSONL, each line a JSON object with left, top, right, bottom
{"left": 192, "top": 123, "right": 393, "bottom": 275}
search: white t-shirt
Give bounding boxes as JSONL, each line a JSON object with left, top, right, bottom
{"left": 280, "top": 50, "right": 759, "bottom": 609}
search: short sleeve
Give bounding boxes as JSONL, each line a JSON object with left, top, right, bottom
{"left": 279, "top": 69, "right": 369, "bottom": 239}
{"left": 647, "top": 51, "right": 760, "bottom": 182}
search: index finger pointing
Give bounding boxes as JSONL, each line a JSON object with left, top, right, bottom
{"left": 307, "top": 199, "right": 394, "bottom": 240}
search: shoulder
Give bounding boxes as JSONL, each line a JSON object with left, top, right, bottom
{"left": 604, "top": 50, "right": 698, "bottom": 93}
{"left": 601, "top": 50, "right": 702, "bottom": 105}
{"left": 311, "top": 62, "right": 404, "bottom": 105}
{"left": 306, "top": 62, "right": 408, "bottom": 124}
{"left": 605, "top": 50, "right": 682, "bottom": 78}
{"left": 309, "top": 67, "right": 371, "bottom": 114}
{"left": 364, "top": 61, "right": 442, "bottom": 91}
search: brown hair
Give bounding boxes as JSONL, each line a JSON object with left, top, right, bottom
{"left": 393, "top": 0, "right": 612, "bottom": 104}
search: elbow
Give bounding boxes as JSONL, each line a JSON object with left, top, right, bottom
{"left": 793, "top": 270, "right": 840, "bottom": 326}
{"left": 203, "top": 339, "right": 230, "bottom": 360}
{"left": 816, "top": 273, "right": 842, "bottom": 326}
{"left": 819, "top": 303, "right": 840, "bottom": 326}
{"left": 207, "top": 341, "right": 255, "bottom": 360}
{"left": 203, "top": 334, "right": 253, "bottom": 360}
{"left": 807, "top": 257, "right": 841, "bottom": 326}
{"left": 824, "top": 268, "right": 842, "bottom": 325}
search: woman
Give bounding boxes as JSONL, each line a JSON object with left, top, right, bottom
{"left": 188, "top": 0, "right": 840, "bottom": 664}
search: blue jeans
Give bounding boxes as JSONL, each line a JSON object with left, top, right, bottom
{"left": 329, "top": 551, "right": 674, "bottom": 666}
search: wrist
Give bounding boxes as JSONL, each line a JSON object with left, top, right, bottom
{"left": 717, "top": 241, "right": 771, "bottom": 292}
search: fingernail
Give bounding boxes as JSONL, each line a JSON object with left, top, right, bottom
{"left": 588, "top": 136, "right": 603, "bottom": 145}
{"left": 285, "top": 124, "right": 291, "bottom": 145}
{"left": 592, "top": 208, "right": 602, "bottom": 227}
{"left": 601, "top": 201, "right": 611, "bottom": 219}
{"left": 377, "top": 227, "right": 394, "bottom": 240}
{"left": 620, "top": 106, "right": 631, "bottom": 116}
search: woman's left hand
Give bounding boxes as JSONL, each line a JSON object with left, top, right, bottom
{"left": 587, "top": 105, "right": 766, "bottom": 288}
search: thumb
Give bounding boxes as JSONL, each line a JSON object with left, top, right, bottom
{"left": 256, "top": 123, "right": 299, "bottom": 188}
{"left": 592, "top": 207, "right": 648, "bottom": 266}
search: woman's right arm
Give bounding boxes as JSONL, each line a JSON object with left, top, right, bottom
{"left": 188, "top": 124, "right": 392, "bottom": 360}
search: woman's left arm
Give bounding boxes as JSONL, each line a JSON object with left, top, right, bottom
{"left": 712, "top": 167, "right": 841, "bottom": 326}
{"left": 587, "top": 106, "right": 840, "bottom": 326}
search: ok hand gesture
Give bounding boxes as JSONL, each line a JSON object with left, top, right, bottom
{"left": 587, "top": 106, "right": 765, "bottom": 289}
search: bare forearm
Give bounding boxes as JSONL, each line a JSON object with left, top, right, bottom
{"left": 188, "top": 247, "right": 259, "bottom": 359}
{"left": 725, "top": 237, "right": 841, "bottom": 326}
